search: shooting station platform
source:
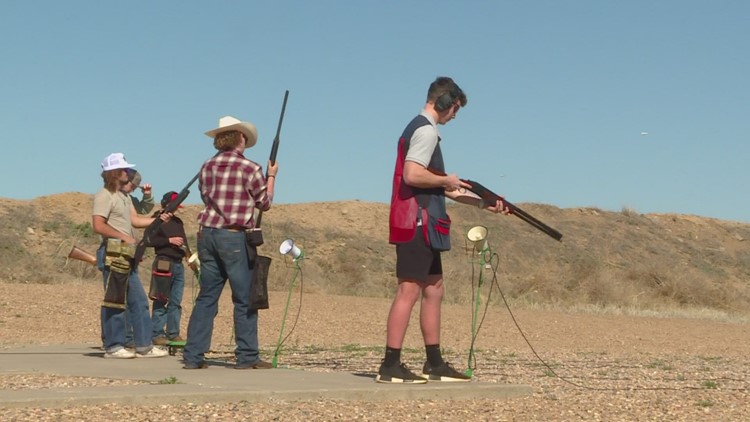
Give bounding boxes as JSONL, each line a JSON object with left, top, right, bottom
{"left": 167, "top": 340, "right": 186, "bottom": 356}
{"left": 0, "top": 344, "right": 532, "bottom": 408}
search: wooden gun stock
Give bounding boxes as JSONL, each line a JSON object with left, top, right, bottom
{"left": 68, "top": 246, "right": 97, "bottom": 265}
{"left": 422, "top": 167, "right": 562, "bottom": 241}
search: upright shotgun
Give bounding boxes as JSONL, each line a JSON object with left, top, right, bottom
{"left": 247, "top": 90, "right": 290, "bottom": 247}
{"left": 133, "top": 172, "right": 200, "bottom": 263}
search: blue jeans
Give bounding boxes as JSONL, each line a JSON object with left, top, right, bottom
{"left": 97, "top": 246, "right": 133, "bottom": 346}
{"left": 97, "top": 245, "right": 153, "bottom": 353}
{"left": 151, "top": 261, "right": 185, "bottom": 340}
{"left": 184, "top": 228, "right": 260, "bottom": 366}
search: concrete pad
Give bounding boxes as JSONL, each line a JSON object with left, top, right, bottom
{"left": 0, "top": 344, "right": 533, "bottom": 408}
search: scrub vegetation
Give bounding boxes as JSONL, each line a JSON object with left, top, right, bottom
{"left": 1, "top": 192, "right": 748, "bottom": 319}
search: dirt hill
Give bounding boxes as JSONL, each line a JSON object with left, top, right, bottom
{"left": 1, "top": 193, "right": 748, "bottom": 317}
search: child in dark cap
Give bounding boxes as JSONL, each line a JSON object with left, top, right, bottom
{"left": 148, "top": 191, "right": 189, "bottom": 345}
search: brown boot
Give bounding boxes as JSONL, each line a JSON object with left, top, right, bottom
{"left": 152, "top": 336, "right": 170, "bottom": 346}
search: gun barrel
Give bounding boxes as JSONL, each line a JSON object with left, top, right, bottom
{"left": 269, "top": 90, "right": 289, "bottom": 165}
{"left": 134, "top": 171, "right": 201, "bottom": 263}
{"left": 463, "top": 178, "right": 563, "bottom": 242}
{"left": 507, "top": 202, "right": 563, "bottom": 241}
{"left": 256, "top": 90, "right": 290, "bottom": 237}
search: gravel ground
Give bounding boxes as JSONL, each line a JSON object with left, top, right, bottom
{"left": 1, "top": 282, "right": 748, "bottom": 421}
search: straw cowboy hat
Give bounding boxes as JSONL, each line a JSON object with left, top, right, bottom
{"left": 205, "top": 116, "right": 258, "bottom": 148}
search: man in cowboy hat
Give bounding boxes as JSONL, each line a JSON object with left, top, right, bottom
{"left": 183, "top": 116, "right": 278, "bottom": 370}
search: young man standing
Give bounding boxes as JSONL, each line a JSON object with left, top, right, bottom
{"left": 379, "top": 77, "right": 509, "bottom": 383}
{"left": 92, "top": 153, "right": 169, "bottom": 359}
{"left": 183, "top": 116, "right": 278, "bottom": 370}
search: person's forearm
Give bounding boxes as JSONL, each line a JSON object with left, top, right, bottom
{"left": 403, "top": 162, "right": 447, "bottom": 189}
{"left": 137, "top": 195, "right": 155, "bottom": 215}
{"left": 266, "top": 177, "right": 275, "bottom": 204}
{"left": 131, "top": 215, "right": 155, "bottom": 228}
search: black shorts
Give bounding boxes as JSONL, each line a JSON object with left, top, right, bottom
{"left": 395, "top": 230, "right": 442, "bottom": 281}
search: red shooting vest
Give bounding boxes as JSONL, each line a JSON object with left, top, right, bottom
{"left": 389, "top": 115, "right": 445, "bottom": 244}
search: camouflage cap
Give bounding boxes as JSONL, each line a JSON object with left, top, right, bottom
{"left": 127, "top": 169, "right": 142, "bottom": 188}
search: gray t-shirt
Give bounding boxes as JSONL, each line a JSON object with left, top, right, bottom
{"left": 93, "top": 188, "right": 135, "bottom": 239}
{"left": 405, "top": 112, "right": 440, "bottom": 167}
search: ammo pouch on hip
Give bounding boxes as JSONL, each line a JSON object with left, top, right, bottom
{"left": 149, "top": 256, "right": 173, "bottom": 302}
{"left": 102, "top": 258, "right": 130, "bottom": 309}
{"left": 246, "top": 228, "right": 264, "bottom": 247}
{"left": 420, "top": 206, "right": 452, "bottom": 252}
{"left": 104, "top": 238, "right": 135, "bottom": 267}
{"left": 245, "top": 233, "right": 270, "bottom": 310}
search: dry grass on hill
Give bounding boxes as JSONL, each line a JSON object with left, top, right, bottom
{"left": 1, "top": 192, "right": 749, "bottom": 318}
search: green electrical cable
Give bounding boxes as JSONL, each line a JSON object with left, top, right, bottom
{"left": 272, "top": 261, "right": 301, "bottom": 368}
{"left": 465, "top": 246, "right": 489, "bottom": 377}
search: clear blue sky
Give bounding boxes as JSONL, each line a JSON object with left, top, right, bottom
{"left": 2, "top": 1, "right": 748, "bottom": 222}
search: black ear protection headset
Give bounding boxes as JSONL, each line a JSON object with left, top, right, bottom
{"left": 434, "top": 84, "right": 462, "bottom": 112}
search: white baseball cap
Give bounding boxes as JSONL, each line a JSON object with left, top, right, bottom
{"left": 101, "top": 153, "right": 136, "bottom": 171}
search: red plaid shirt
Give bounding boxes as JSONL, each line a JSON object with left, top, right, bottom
{"left": 197, "top": 149, "right": 271, "bottom": 229}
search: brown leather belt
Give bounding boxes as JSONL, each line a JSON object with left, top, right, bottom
{"left": 199, "top": 226, "right": 261, "bottom": 233}
{"left": 199, "top": 225, "right": 247, "bottom": 233}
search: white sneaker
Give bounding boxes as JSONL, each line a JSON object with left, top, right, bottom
{"left": 136, "top": 347, "right": 169, "bottom": 358}
{"left": 104, "top": 348, "right": 136, "bottom": 359}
